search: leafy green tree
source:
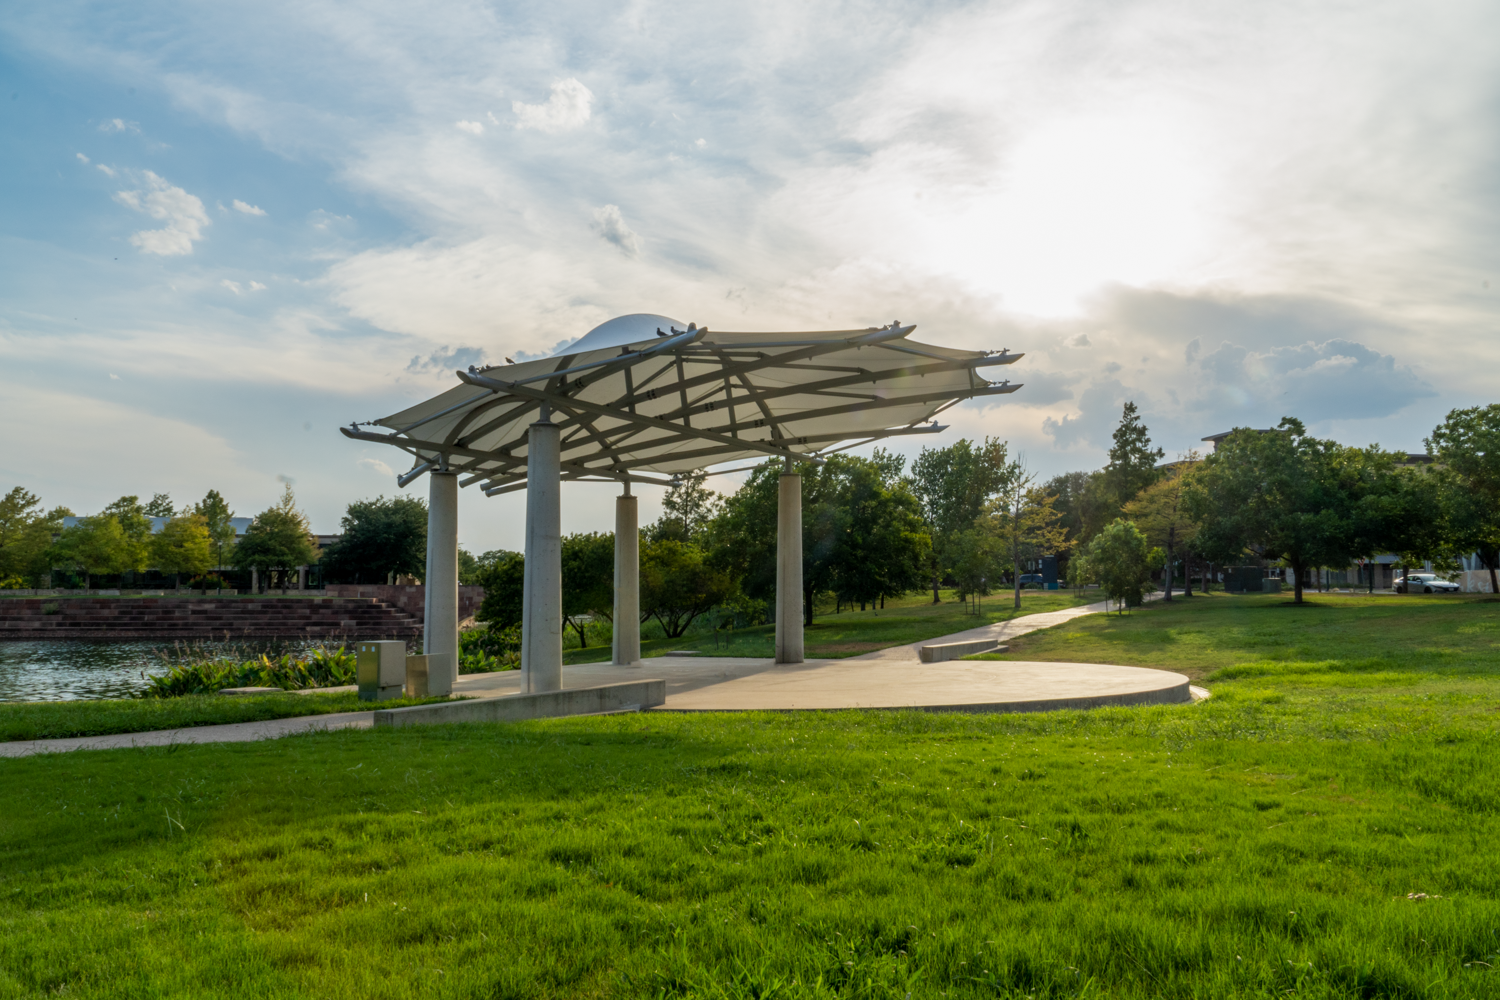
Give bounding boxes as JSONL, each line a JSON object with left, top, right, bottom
{"left": 194, "top": 490, "right": 238, "bottom": 568}
{"left": 648, "top": 473, "right": 720, "bottom": 543}
{"left": 320, "top": 495, "right": 427, "bottom": 584}
{"left": 640, "top": 539, "right": 733, "bottom": 637}
{"left": 232, "top": 487, "right": 320, "bottom": 590}
{"left": 0, "top": 488, "right": 71, "bottom": 586}
{"left": 710, "top": 454, "right": 928, "bottom": 623}
{"left": 1099, "top": 402, "right": 1164, "bottom": 518}
{"left": 992, "top": 475, "right": 1070, "bottom": 609}
{"left": 909, "top": 438, "right": 1016, "bottom": 602}
{"left": 99, "top": 496, "right": 154, "bottom": 575}
{"left": 144, "top": 493, "right": 175, "bottom": 517}
{"left": 151, "top": 512, "right": 214, "bottom": 587}
{"left": 1185, "top": 419, "right": 1396, "bottom": 604}
{"left": 1082, "top": 519, "right": 1161, "bottom": 612}
{"left": 1122, "top": 454, "right": 1202, "bottom": 601}
{"left": 561, "top": 532, "right": 615, "bottom": 647}
{"left": 1428, "top": 405, "right": 1500, "bottom": 594}
{"left": 50, "top": 516, "right": 133, "bottom": 588}
{"left": 475, "top": 553, "right": 525, "bottom": 627}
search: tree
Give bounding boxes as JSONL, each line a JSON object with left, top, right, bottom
{"left": 320, "top": 495, "right": 427, "bottom": 584}
{"left": 144, "top": 493, "right": 175, "bottom": 517}
{"left": 1428, "top": 405, "right": 1500, "bottom": 594}
{"left": 992, "top": 475, "right": 1069, "bottom": 609}
{"left": 194, "top": 490, "right": 238, "bottom": 568}
{"left": 909, "top": 438, "right": 1016, "bottom": 602}
{"left": 50, "top": 516, "right": 133, "bottom": 588}
{"left": 711, "top": 454, "right": 928, "bottom": 624}
{"left": 231, "top": 486, "right": 320, "bottom": 590}
{"left": 98, "top": 496, "right": 154, "bottom": 575}
{"left": 640, "top": 539, "right": 733, "bottom": 637}
{"left": 475, "top": 552, "right": 525, "bottom": 627}
{"left": 151, "top": 512, "right": 214, "bottom": 587}
{"left": 561, "top": 532, "right": 615, "bottom": 647}
{"left": 648, "top": 473, "right": 720, "bottom": 543}
{"left": 815, "top": 456, "right": 928, "bottom": 614}
{"left": 1100, "top": 402, "right": 1165, "bottom": 515}
{"left": 1042, "top": 470, "right": 1110, "bottom": 555}
{"left": 1185, "top": 419, "right": 1393, "bottom": 604}
{"left": 1082, "top": 519, "right": 1161, "bottom": 612}
{"left": 1122, "top": 454, "right": 1202, "bottom": 602}
{"left": 0, "top": 488, "right": 70, "bottom": 586}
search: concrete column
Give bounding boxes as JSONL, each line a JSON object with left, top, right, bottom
{"left": 251, "top": 567, "right": 259, "bottom": 594}
{"left": 424, "top": 471, "right": 459, "bottom": 695}
{"left": 775, "top": 468, "right": 804, "bottom": 664}
{"left": 297, "top": 565, "right": 307, "bottom": 591}
{"left": 522, "top": 415, "right": 563, "bottom": 693}
{"left": 612, "top": 488, "right": 640, "bottom": 665}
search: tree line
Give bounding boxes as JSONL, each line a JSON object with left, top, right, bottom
{"left": 1049, "top": 403, "right": 1500, "bottom": 607}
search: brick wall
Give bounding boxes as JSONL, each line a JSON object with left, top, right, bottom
{"left": 324, "top": 584, "right": 485, "bottom": 622}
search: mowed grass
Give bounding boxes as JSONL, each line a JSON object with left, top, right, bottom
{"left": 0, "top": 692, "right": 452, "bottom": 743}
{"left": 971, "top": 590, "right": 1500, "bottom": 681}
{"left": 566, "top": 587, "right": 1103, "bottom": 664}
{"left": 4, "top": 594, "right": 1500, "bottom": 998}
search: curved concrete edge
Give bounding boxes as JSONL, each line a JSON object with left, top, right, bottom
{"left": 373, "top": 679, "right": 666, "bottom": 728}
{"left": 654, "top": 676, "right": 1192, "bottom": 715}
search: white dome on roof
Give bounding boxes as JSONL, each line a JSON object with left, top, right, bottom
{"left": 566, "top": 313, "right": 685, "bottom": 354}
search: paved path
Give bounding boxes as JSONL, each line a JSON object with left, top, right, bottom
{"left": 2, "top": 596, "right": 1183, "bottom": 756}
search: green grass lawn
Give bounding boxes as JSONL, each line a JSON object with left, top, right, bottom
{"left": 970, "top": 590, "right": 1500, "bottom": 681}
{"left": 3, "top": 593, "right": 1500, "bottom": 998}
{"left": 0, "top": 691, "right": 451, "bottom": 743}
{"left": 565, "top": 587, "right": 1104, "bottom": 664}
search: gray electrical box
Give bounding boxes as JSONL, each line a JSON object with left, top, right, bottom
{"left": 357, "top": 640, "right": 406, "bottom": 701}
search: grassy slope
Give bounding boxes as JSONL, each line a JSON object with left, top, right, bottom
{"left": 3, "top": 594, "right": 1500, "bottom": 998}
{"left": 565, "top": 587, "right": 1103, "bottom": 663}
{"left": 969, "top": 590, "right": 1500, "bottom": 681}
{"left": 0, "top": 692, "right": 450, "bottom": 743}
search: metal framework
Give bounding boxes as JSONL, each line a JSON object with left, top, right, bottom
{"left": 342, "top": 321, "right": 1023, "bottom": 492}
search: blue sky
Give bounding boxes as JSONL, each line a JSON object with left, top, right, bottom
{"left": 3, "top": 0, "right": 1497, "bottom": 554}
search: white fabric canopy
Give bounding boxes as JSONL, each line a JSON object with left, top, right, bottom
{"left": 344, "top": 316, "right": 1023, "bottom": 494}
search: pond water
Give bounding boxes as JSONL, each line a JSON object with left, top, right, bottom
{"left": 0, "top": 639, "right": 338, "bottom": 702}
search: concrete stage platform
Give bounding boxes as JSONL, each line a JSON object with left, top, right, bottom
{"left": 453, "top": 655, "right": 1191, "bottom": 713}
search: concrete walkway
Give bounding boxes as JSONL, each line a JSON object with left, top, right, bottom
{"left": 2, "top": 596, "right": 1185, "bottom": 756}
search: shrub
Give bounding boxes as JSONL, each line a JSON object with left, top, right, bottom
{"left": 460, "top": 624, "right": 520, "bottom": 673}
{"left": 142, "top": 643, "right": 357, "bottom": 697}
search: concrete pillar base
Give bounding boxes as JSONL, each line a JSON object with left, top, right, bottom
{"left": 613, "top": 492, "right": 640, "bottom": 665}
{"left": 522, "top": 418, "right": 563, "bottom": 693}
{"left": 775, "top": 471, "right": 804, "bottom": 664}
{"left": 424, "top": 471, "right": 459, "bottom": 696}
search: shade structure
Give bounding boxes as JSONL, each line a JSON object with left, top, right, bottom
{"left": 343, "top": 315, "right": 1024, "bottom": 489}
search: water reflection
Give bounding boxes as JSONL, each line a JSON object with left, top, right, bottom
{"left": 0, "top": 639, "right": 343, "bottom": 703}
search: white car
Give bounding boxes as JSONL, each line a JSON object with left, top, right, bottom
{"left": 1395, "top": 573, "right": 1460, "bottom": 594}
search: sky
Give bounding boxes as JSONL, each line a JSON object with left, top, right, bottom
{"left": 2, "top": 0, "right": 1496, "bottom": 554}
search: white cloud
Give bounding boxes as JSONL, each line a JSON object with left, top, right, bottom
{"left": 512, "top": 78, "right": 593, "bottom": 133}
{"left": 232, "top": 199, "right": 266, "bottom": 216}
{"left": 455, "top": 120, "right": 484, "bottom": 135}
{"left": 695, "top": 138, "right": 706, "bottom": 148}
{"left": 591, "top": 204, "right": 641, "bottom": 258}
{"left": 98, "top": 118, "right": 138, "bottom": 133}
{"left": 76, "top": 152, "right": 89, "bottom": 164}
{"left": 249, "top": 281, "right": 267, "bottom": 291}
{"left": 108, "top": 373, "right": 120, "bottom": 380}
{"left": 96, "top": 164, "right": 116, "bottom": 178}
{"left": 358, "top": 456, "right": 394, "bottom": 477}
{"left": 222, "top": 279, "right": 243, "bottom": 294}
{"left": 114, "top": 171, "right": 210, "bottom": 256}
